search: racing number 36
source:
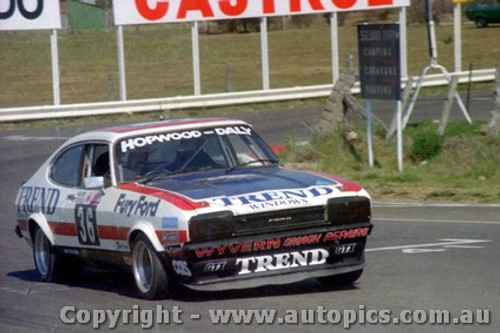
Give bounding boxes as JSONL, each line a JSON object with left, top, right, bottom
{"left": 75, "top": 204, "right": 100, "bottom": 246}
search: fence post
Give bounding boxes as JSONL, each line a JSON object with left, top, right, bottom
{"left": 488, "top": 68, "right": 500, "bottom": 137}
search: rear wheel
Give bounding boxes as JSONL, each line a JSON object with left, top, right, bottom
{"left": 33, "top": 226, "right": 59, "bottom": 282}
{"left": 131, "top": 234, "right": 171, "bottom": 299}
{"left": 32, "top": 226, "right": 84, "bottom": 282}
{"left": 318, "top": 269, "right": 363, "bottom": 287}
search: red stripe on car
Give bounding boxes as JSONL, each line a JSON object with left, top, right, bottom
{"left": 98, "top": 225, "right": 130, "bottom": 241}
{"left": 48, "top": 221, "right": 77, "bottom": 237}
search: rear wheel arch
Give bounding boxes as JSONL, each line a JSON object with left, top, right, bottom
{"left": 28, "top": 215, "right": 55, "bottom": 246}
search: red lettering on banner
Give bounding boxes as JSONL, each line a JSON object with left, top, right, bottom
{"left": 290, "top": 0, "right": 325, "bottom": 12}
{"left": 331, "top": 0, "right": 356, "bottom": 9}
{"left": 219, "top": 0, "right": 248, "bottom": 16}
{"left": 177, "top": 0, "right": 214, "bottom": 19}
{"left": 262, "top": 0, "right": 275, "bottom": 14}
{"left": 368, "top": 0, "right": 393, "bottom": 6}
{"left": 135, "top": 0, "right": 169, "bottom": 21}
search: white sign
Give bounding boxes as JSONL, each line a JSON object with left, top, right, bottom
{"left": 0, "top": 0, "right": 61, "bottom": 31}
{"left": 113, "top": 0, "right": 410, "bottom": 26}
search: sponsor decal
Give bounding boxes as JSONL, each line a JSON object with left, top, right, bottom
{"left": 114, "top": 194, "right": 160, "bottom": 217}
{"left": 210, "top": 186, "right": 335, "bottom": 210}
{"left": 172, "top": 259, "right": 191, "bottom": 277}
{"left": 116, "top": 241, "right": 130, "bottom": 251}
{"left": 162, "top": 217, "right": 179, "bottom": 229}
{"left": 323, "top": 228, "right": 370, "bottom": 242}
{"left": 62, "top": 249, "right": 79, "bottom": 255}
{"left": 194, "top": 227, "right": 370, "bottom": 258}
{"left": 120, "top": 130, "right": 202, "bottom": 153}
{"left": 213, "top": 126, "right": 251, "bottom": 136}
{"left": 75, "top": 191, "right": 103, "bottom": 205}
{"left": 16, "top": 186, "right": 60, "bottom": 216}
{"left": 236, "top": 248, "right": 329, "bottom": 275}
{"left": 335, "top": 243, "right": 357, "bottom": 254}
{"left": 120, "top": 126, "right": 252, "bottom": 153}
{"left": 160, "top": 231, "right": 179, "bottom": 244}
{"left": 204, "top": 261, "right": 227, "bottom": 273}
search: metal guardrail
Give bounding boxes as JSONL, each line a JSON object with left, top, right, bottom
{"left": 0, "top": 68, "right": 495, "bottom": 123}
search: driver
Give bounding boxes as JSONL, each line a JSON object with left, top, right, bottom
{"left": 121, "top": 149, "right": 148, "bottom": 181}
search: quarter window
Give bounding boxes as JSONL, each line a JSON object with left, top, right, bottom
{"left": 51, "top": 145, "right": 84, "bottom": 187}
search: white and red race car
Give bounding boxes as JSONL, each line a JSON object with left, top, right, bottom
{"left": 15, "top": 118, "right": 372, "bottom": 299}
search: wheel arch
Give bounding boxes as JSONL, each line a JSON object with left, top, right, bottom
{"left": 28, "top": 214, "right": 55, "bottom": 246}
{"left": 128, "top": 221, "right": 164, "bottom": 252}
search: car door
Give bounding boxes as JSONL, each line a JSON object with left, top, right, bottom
{"left": 50, "top": 142, "right": 111, "bottom": 249}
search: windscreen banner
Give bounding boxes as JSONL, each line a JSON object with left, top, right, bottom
{"left": 113, "top": 0, "right": 410, "bottom": 26}
{"left": 0, "top": 0, "right": 61, "bottom": 31}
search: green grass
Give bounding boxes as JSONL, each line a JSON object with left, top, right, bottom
{"left": 1, "top": 16, "right": 499, "bottom": 107}
{"left": 282, "top": 121, "right": 500, "bottom": 203}
{"left": 1, "top": 16, "right": 499, "bottom": 203}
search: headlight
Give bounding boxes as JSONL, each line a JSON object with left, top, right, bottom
{"left": 188, "top": 211, "right": 235, "bottom": 242}
{"left": 325, "top": 196, "right": 371, "bottom": 225}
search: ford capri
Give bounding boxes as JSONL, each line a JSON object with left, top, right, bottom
{"left": 15, "top": 118, "right": 372, "bottom": 299}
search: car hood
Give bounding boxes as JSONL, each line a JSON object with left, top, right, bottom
{"left": 146, "top": 166, "right": 348, "bottom": 213}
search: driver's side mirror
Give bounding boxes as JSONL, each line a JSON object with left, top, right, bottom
{"left": 84, "top": 176, "right": 105, "bottom": 189}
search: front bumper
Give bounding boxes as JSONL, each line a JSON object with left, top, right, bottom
{"left": 166, "top": 222, "right": 372, "bottom": 291}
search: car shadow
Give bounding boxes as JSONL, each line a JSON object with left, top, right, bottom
{"left": 173, "top": 279, "right": 360, "bottom": 303}
{"left": 7, "top": 268, "right": 360, "bottom": 301}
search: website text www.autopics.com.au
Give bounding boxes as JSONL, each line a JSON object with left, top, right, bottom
{"left": 59, "top": 305, "right": 491, "bottom": 329}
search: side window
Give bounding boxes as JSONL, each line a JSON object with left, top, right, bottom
{"left": 90, "top": 144, "right": 110, "bottom": 178}
{"left": 51, "top": 145, "right": 84, "bottom": 187}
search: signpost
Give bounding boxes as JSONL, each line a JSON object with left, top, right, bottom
{"left": 358, "top": 24, "right": 402, "bottom": 171}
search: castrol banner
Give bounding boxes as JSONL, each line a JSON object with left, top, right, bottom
{"left": 0, "top": 0, "right": 61, "bottom": 31}
{"left": 113, "top": 0, "right": 410, "bottom": 26}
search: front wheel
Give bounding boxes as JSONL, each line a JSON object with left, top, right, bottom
{"left": 131, "top": 234, "right": 171, "bottom": 299}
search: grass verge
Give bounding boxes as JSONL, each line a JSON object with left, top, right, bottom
{"left": 281, "top": 120, "right": 500, "bottom": 203}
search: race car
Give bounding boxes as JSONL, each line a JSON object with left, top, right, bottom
{"left": 14, "top": 118, "right": 372, "bottom": 299}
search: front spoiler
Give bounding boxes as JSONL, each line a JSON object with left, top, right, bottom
{"left": 168, "top": 222, "right": 372, "bottom": 291}
{"left": 183, "top": 263, "right": 364, "bottom": 291}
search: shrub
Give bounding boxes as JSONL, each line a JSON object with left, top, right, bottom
{"left": 412, "top": 131, "right": 443, "bottom": 160}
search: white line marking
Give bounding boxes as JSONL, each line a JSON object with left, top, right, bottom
{"left": 402, "top": 248, "right": 447, "bottom": 254}
{"left": 373, "top": 201, "right": 500, "bottom": 208}
{"left": 443, "top": 245, "right": 484, "bottom": 249}
{"left": 372, "top": 217, "right": 500, "bottom": 225}
{"left": 366, "top": 238, "right": 491, "bottom": 252}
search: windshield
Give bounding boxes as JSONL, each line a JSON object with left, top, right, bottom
{"left": 114, "top": 125, "right": 279, "bottom": 184}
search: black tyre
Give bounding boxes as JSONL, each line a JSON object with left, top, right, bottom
{"left": 475, "top": 17, "right": 487, "bottom": 28}
{"left": 131, "top": 234, "right": 171, "bottom": 299}
{"left": 33, "top": 226, "right": 60, "bottom": 282}
{"left": 318, "top": 269, "right": 363, "bottom": 286}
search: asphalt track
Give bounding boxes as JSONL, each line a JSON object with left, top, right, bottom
{"left": 1, "top": 91, "right": 499, "bottom": 332}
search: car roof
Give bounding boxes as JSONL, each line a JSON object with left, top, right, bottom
{"left": 64, "top": 117, "right": 250, "bottom": 145}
